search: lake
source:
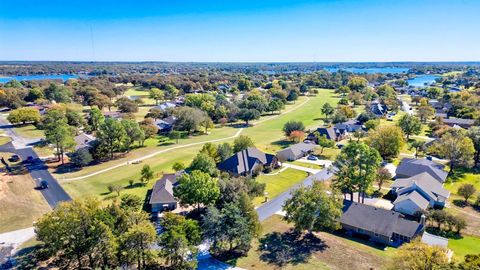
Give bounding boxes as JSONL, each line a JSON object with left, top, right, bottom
{"left": 324, "top": 67, "right": 409, "bottom": 74}
{"left": 407, "top": 75, "right": 440, "bottom": 87}
{"left": 0, "top": 74, "right": 79, "bottom": 83}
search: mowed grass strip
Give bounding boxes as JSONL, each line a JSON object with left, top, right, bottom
{"left": 448, "top": 235, "right": 480, "bottom": 261}
{"left": 13, "top": 124, "right": 44, "bottom": 139}
{"left": 253, "top": 168, "right": 308, "bottom": 206}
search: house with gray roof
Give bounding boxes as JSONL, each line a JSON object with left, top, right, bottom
{"left": 276, "top": 142, "right": 316, "bottom": 161}
{"left": 217, "top": 147, "right": 277, "bottom": 176}
{"left": 154, "top": 115, "right": 177, "bottom": 132}
{"left": 442, "top": 117, "right": 475, "bottom": 129}
{"left": 370, "top": 100, "right": 388, "bottom": 117}
{"left": 390, "top": 172, "right": 450, "bottom": 216}
{"left": 153, "top": 102, "right": 177, "bottom": 111}
{"left": 340, "top": 201, "right": 424, "bottom": 247}
{"left": 74, "top": 133, "right": 96, "bottom": 151}
{"left": 307, "top": 126, "right": 346, "bottom": 142}
{"left": 395, "top": 158, "right": 448, "bottom": 183}
{"left": 149, "top": 172, "right": 183, "bottom": 213}
{"left": 334, "top": 119, "right": 365, "bottom": 134}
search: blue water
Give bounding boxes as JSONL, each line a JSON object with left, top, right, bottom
{"left": 325, "top": 67, "right": 409, "bottom": 74}
{"left": 406, "top": 75, "right": 440, "bottom": 87}
{"left": 0, "top": 74, "right": 79, "bottom": 83}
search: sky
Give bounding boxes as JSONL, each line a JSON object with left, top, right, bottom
{"left": 0, "top": 0, "right": 479, "bottom": 62}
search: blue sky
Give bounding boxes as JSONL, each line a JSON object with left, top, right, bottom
{"left": 0, "top": 0, "right": 479, "bottom": 62}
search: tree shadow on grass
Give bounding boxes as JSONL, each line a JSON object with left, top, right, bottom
{"left": 258, "top": 229, "right": 328, "bottom": 267}
{"left": 271, "top": 139, "right": 293, "bottom": 149}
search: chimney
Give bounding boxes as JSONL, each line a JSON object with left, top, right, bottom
{"left": 420, "top": 214, "right": 426, "bottom": 225}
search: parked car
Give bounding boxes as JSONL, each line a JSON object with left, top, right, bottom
{"left": 39, "top": 180, "right": 49, "bottom": 189}
{"left": 8, "top": 155, "right": 20, "bottom": 162}
{"left": 387, "top": 115, "right": 394, "bottom": 121}
{"left": 307, "top": 155, "right": 318, "bottom": 161}
{"left": 25, "top": 156, "right": 34, "bottom": 163}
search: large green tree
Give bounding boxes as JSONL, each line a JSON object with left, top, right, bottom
{"left": 398, "top": 114, "right": 422, "bottom": 140}
{"left": 283, "top": 181, "right": 342, "bottom": 235}
{"left": 233, "top": 135, "right": 255, "bottom": 152}
{"left": 367, "top": 125, "right": 405, "bottom": 160}
{"left": 174, "top": 170, "right": 220, "bottom": 212}
{"left": 7, "top": 107, "right": 41, "bottom": 125}
{"left": 158, "top": 213, "right": 201, "bottom": 270}
{"left": 333, "top": 142, "right": 381, "bottom": 202}
{"left": 97, "top": 118, "right": 126, "bottom": 159}
{"left": 431, "top": 130, "right": 475, "bottom": 173}
{"left": 45, "top": 121, "right": 76, "bottom": 164}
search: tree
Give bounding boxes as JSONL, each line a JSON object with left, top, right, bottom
{"left": 88, "top": 107, "right": 105, "bottom": 133}
{"left": 398, "top": 114, "right": 422, "bottom": 140}
{"left": 174, "top": 170, "right": 220, "bottom": 212}
{"left": 66, "top": 111, "right": 86, "bottom": 128}
{"left": 267, "top": 99, "right": 284, "bottom": 114}
{"left": 432, "top": 130, "right": 475, "bottom": 173}
{"left": 286, "top": 90, "right": 299, "bottom": 103}
{"left": 200, "top": 143, "right": 220, "bottom": 162}
{"left": 164, "top": 84, "right": 179, "bottom": 100}
{"left": 149, "top": 87, "right": 164, "bottom": 105}
{"left": 172, "top": 161, "right": 185, "bottom": 171}
{"left": 140, "top": 165, "right": 154, "bottom": 186}
{"left": 458, "top": 183, "right": 476, "bottom": 204}
{"left": 321, "top": 103, "right": 334, "bottom": 121}
{"left": 45, "top": 122, "right": 76, "bottom": 164}
{"left": 35, "top": 198, "right": 118, "bottom": 269}
{"left": 389, "top": 241, "right": 449, "bottom": 270}
{"left": 44, "top": 83, "right": 72, "bottom": 103}
{"left": 409, "top": 139, "right": 425, "bottom": 158}
{"left": 120, "top": 194, "right": 143, "bottom": 210}
{"left": 108, "top": 184, "right": 123, "bottom": 196}
{"left": 169, "top": 130, "right": 182, "bottom": 144}
{"left": 70, "top": 148, "right": 93, "bottom": 167}
{"left": 367, "top": 125, "right": 405, "bottom": 160}
{"left": 467, "top": 126, "right": 480, "bottom": 167}
{"left": 189, "top": 152, "right": 218, "bottom": 176}
{"left": 7, "top": 107, "right": 41, "bottom": 125}
{"left": 238, "top": 108, "right": 260, "bottom": 125}
{"left": 417, "top": 104, "right": 435, "bottom": 123}
{"left": 283, "top": 181, "right": 342, "bottom": 234}
{"left": 174, "top": 107, "right": 206, "bottom": 134}
{"left": 139, "top": 118, "right": 158, "bottom": 141}
{"left": 459, "top": 253, "right": 480, "bottom": 269}
{"left": 364, "top": 119, "right": 380, "bottom": 130}
{"left": 347, "top": 76, "right": 368, "bottom": 91}
{"left": 289, "top": 130, "right": 305, "bottom": 143}
{"left": 121, "top": 119, "right": 145, "bottom": 149}
{"left": 376, "top": 167, "right": 392, "bottom": 191}
{"left": 282, "top": 120, "right": 305, "bottom": 137}
{"left": 158, "top": 213, "right": 201, "bottom": 269}
{"left": 97, "top": 118, "right": 126, "bottom": 159}
{"left": 333, "top": 142, "right": 381, "bottom": 202}
{"left": 116, "top": 97, "right": 138, "bottom": 113}
{"left": 315, "top": 132, "right": 335, "bottom": 154}
{"left": 217, "top": 143, "right": 233, "bottom": 162}
{"left": 121, "top": 220, "right": 157, "bottom": 269}
{"left": 199, "top": 116, "right": 214, "bottom": 134}
{"left": 237, "top": 78, "right": 251, "bottom": 91}
{"left": 233, "top": 135, "right": 254, "bottom": 152}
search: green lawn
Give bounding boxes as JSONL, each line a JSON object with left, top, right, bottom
{"left": 253, "top": 168, "right": 308, "bottom": 205}
{"left": 290, "top": 160, "right": 324, "bottom": 170}
{"left": 60, "top": 90, "right": 340, "bottom": 201}
{"left": 13, "top": 124, "right": 44, "bottom": 139}
{"left": 124, "top": 88, "right": 150, "bottom": 97}
{"left": 448, "top": 235, "right": 480, "bottom": 261}
{"left": 0, "top": 136, "right": 11, "bottom": 145}
{"left": 444, "top": 170, "right": 480, "bottom": 198}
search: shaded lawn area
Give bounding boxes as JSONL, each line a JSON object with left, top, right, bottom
{"left": 232, "top": 215, "right": 394, "bottom": 270}
{"left": 444, "top": 169, "right": 480, "bottom": 196}
{"left": 12, "top": 124, "right": 44, "bottom": 139}
{"left": 448, "top": 235, "right": 480, "bottom": 261}
{"left": 253, "top": 168, "right": 308, "bottom": 206}
{"left": 0, "top": 172, "right": 51, "bottom": 233}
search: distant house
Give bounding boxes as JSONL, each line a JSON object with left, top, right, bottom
{"left": 217, "top": 147, "right": 277, "bottom": 176}
{"left": 442, "top": 118, "right": 475, "bottom": 129}
{"left": 149, "top": 172, "right": 183, "bottom": 213}
{"left": 74, "top": 133, "right": 96, "bottom": 151}
{"left": 370, "top": 100, "right": 388, "bottom": 117}
{"left": 103, "top": 111, "right": 122, "bottom": 119}
{"left": 391, "top": 172, "right": 450, "bottom": 216}
{"left": 154, "top": 115, "right": 177, "bottom": 132}
{"left": 334, "top": 120, "right": 365, "bottom": 134}
{"left": 307, "top": 127, "right": 345, "bottom": 142}
{"left": 340, "top": 201, "right": 424, "bottom": 247}
{"left": 153, "top": 102, "right": 176, "bottom": 111}
{"left": 395, "top": 158, "right": 448, "bottom": 184}
{"left": 276, "top": 142, "right": 316, "bottom": 161}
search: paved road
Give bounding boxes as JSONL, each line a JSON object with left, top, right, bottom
{"left": 256, "top": 168, "right": 334, "bottom": 221}
{"left": 0, "top": 117, "right": 71, "bottom": 208}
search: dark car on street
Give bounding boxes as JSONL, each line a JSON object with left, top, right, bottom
{"left": 39, "top": 180, "right": 49, "bottom": 189}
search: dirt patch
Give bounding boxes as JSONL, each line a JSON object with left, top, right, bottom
{"left": 0, "top": 172, "right": 51, "bottom": 233}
